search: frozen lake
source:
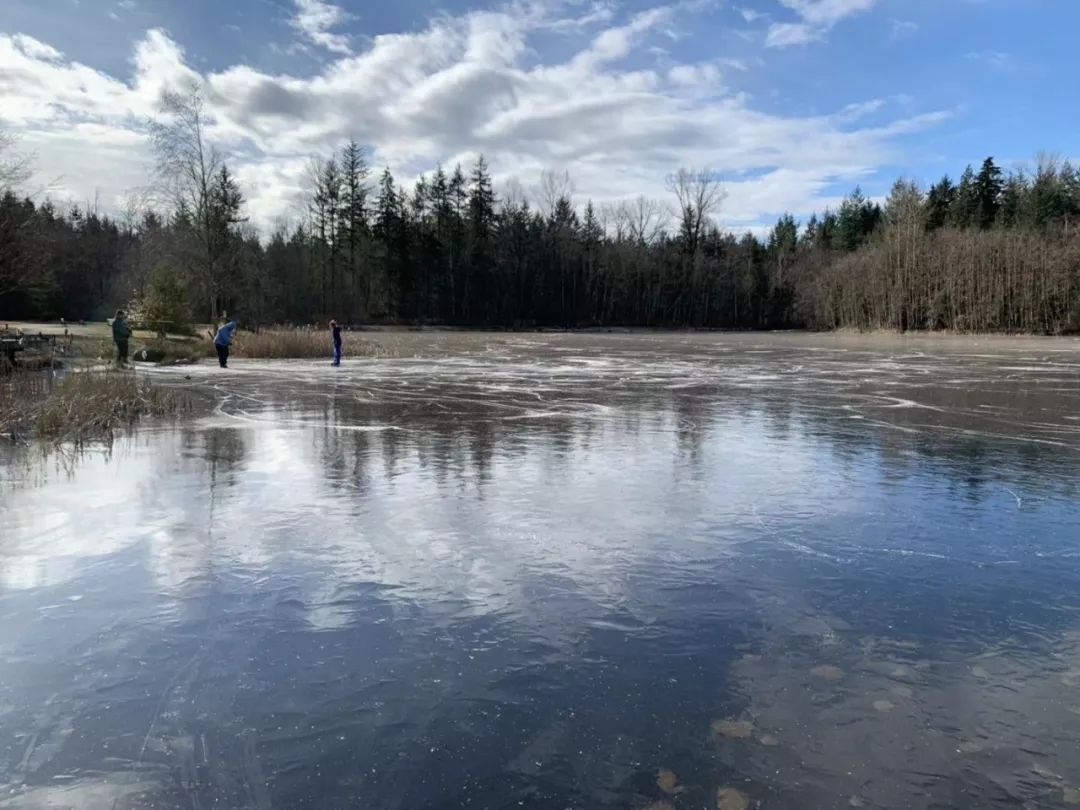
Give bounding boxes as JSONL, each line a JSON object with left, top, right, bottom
{"left": 2, "top": 332, "right": 1080, "bottom": 809}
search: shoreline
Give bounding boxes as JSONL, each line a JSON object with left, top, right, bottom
{"left": 6, "top": 319, "right": 1080, "bottom": 341}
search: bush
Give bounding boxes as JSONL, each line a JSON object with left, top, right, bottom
{"left": 128, "top": 268, "right": 192, "bottom": 335}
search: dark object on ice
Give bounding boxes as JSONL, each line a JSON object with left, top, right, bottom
{"left": 133, "top": 346, "right": 166, "bottom": 363}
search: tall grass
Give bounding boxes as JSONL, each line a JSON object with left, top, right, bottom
{"left": 220, "top": 329, "right": 392, "bottom": 359}
{"left": 0, "top": 370, "right": 51, "bottom": 438}
{"left": 1, "top": 370, "right": 193, "bottom": 442}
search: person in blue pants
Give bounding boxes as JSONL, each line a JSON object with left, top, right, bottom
{"left": 214, "top": 318, "right": 238, "bottom": 368}
{"left": 330, "top": 320, "right": 342, "bottom": 366}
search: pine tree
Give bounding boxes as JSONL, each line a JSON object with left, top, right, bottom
{"left": 582, "top": 201, "right": 603, "bottom": 245}
{"left": 836, "top": 187, "right": 881, "bottom": 251}
{"left": 974, "top": 157, "right": 1003, "bottom": 229}
{"left": 340, "top": 141, "right": 370, "bottom": 317}
{"left": 373, "top": 167, "right": 400, "bottom": 317}
{"left": 925, "top": 176, "right": 956, "bottom": 231}
{"left": 207, "top": 164, "right": 245, "bottom": 317}
{"left": 1024, "top": 155, "right": 1072, "bottom": 228}
{"left": 950, "top": 165, "right": 978, "bottom": 228}
{"left": 427, "top": 165, "right": 453, "bottom": 320}
{"left": 447, "top": 165, "right": 467, "bottom": 320}
{"left": 321, "top": 157, "right": 343, "bottom": 308}
{"left": 768, "top": 213, "right": 798, "bottom": 287}
{"left": 998, "top": 171, "right": 1025, "bottom": 227}
{"left": 467, "top": 156, "right": 497, "bottom": 322}
{"left": 800, "top": 213, "right": 820, "bottom": 248}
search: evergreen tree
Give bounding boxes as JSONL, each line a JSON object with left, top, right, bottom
{"left": 768, "top": 213, "right": 798, "bottom": 287}
{"left": 427, "top": 165, "right": 453, "bottom": 319}
{"left": 467, "top": 156, "right": 497, "bottom": 321}
{"left": 998, "top": 171, "right": 1026, "bottom": 227}
{"left": 448, "top": 165, "right": 468, "bottom": 320}
{"left": 974, "top": 157, "right": 1003, "bottom": 229}
{"left": 800, "top": 213, "right": 820, "bottom": 248}
{"left": 8, "top": 141, "right": 1080, "bottom": 336}
{"left": 340, "top": 141, "right": 370, "bottom": 316}
{"left": 207, "top": 164, "right": 245, "bottom": 316}
{"left": 373, "top": 167, "right": 400, "bottom": 317}
{"left": 835, "top": 187, "right": 881, "bottom": 251}
{"left": 1023, "top": 155, "right": 1075, "bottom": 228}
{"left": 925, "top": 176, "right": 956, "bottom": 231}
{"left": 950, "top": 165, "right": 978, "bottom": 228}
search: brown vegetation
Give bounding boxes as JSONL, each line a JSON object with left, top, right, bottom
{"left": 807, "top": 227, "right": 1080, "bottom": 333}
{"left": 221, "top": 329, "right": 392, "bottom": 359}
{"left": 0, "top": 369, "right": 193, "bottom": 442}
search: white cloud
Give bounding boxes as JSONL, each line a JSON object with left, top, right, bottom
{"left": 767, "top": 0, "right": 877, "bottom": 47}
{"left": 780, "top": 0, "right": 876, "bottom": 27}
{"left": 11, "top": 34, "right": 63, "bottom": 61}
{"left": 0, "top": 2, "right": 947, "bottom": 230}
{"left": 965, "top": 50, "right": 1013, "bottom": 69}
{"left": 890, "top": 18, "right": 919, "bottom": 39}
{"left": 668, "top": 62, "right": 722, "bottom": 87}
{"left": 290, "top": 0, "right": 353, "bottom": 55}
{"left": 765, "top": 22, "right": 818, "bottom": 47}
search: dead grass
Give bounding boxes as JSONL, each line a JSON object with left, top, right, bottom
{"left": 0, "top": 369, "right": 194, "bottom": 442}
{"left": 220, "top": 328, "right": 392, "bottom": 359}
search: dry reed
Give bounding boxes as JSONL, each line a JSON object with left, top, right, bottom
{"left": 219, "top": 329, "right": 392, "bottom": 359}
{"left": 1, "top": 369, "right": 191, "bottom": 442}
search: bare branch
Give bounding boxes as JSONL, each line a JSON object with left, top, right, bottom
{"left": 535, "top": 169, "right": 574, "bottom": 218}
{"left": 500, "top": 177, "right": 528, "bottom": 213}
{"left": 666, "top": 167, "right": 725, "bottom": 252}
{"left": 0, "top": 128, "right": 34, "bottom": 192}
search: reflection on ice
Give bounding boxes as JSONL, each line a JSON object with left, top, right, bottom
{"left": 2, "top": 333, "right": 1080, "bottom": 808}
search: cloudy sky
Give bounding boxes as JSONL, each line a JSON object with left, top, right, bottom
{"left": 0, "top": 0, "right": 1075, "bottom": 233}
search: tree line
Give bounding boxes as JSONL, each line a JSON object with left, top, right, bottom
{"left": 1, "top": 90, "right": 1078, "bottom": 334}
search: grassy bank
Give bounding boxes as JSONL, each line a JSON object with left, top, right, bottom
{"left": 0, "top": 369, "right": 195, "bottom": 442}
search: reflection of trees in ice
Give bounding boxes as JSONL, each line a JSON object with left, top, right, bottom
{"left": 6, "top": 333, "right": 1080, "bottom": 617}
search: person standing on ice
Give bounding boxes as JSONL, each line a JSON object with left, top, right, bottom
{"left": 330, "top": 319, "right": 343, "bottom": 366}
{"left": 214, "top": 318, "right": 238, "bottom": 368}
{"left": 111, "top": 309, "right": 132, "bottom": 368}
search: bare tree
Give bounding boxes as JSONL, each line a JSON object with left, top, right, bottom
{"left": 624, "top": 195, "right": 669, "bottom": 245}
{"left": 0, "top": 128, "right": 40, "bottom": 299}
{"left": 500, "top": 177, "right": 529, "bottom": 213}
{"left": 667, "top": 168, "right": 724, "bottom": 254}
{"left": 0, "top": 128, "right": 33, "bottom": 192}
{"left": 536, "top": 169, "right": 574, "bottom": 218}
{"left": 148, "top": 83, "right": 243, "bottom": 321}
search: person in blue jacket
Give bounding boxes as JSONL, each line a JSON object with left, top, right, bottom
{"left": 214, "top": 318, "right": 238, "bottom": 368}
{"left": 330, "top": 319, "right": 343, "bottom": 366}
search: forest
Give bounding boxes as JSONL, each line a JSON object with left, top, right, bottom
{"left": 2, "top": 90, "right": 1079, "bottom": 334}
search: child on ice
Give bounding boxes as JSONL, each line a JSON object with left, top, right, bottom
{"left": 330, "top": 320, "right": 342, "bottom": 366}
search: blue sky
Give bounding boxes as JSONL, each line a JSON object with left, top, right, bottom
{"left": 0, "top": 0, "right": 1075, "bottom": 233}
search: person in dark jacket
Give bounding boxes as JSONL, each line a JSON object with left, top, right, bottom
{"left": 330, "top": 319, "right": 342, "bottom": 366}
{"left": 214, "top": 319, "right": 238, "bottom": 368}
{"left": 112, "top": 309, "right": 132, "bottom": 367}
